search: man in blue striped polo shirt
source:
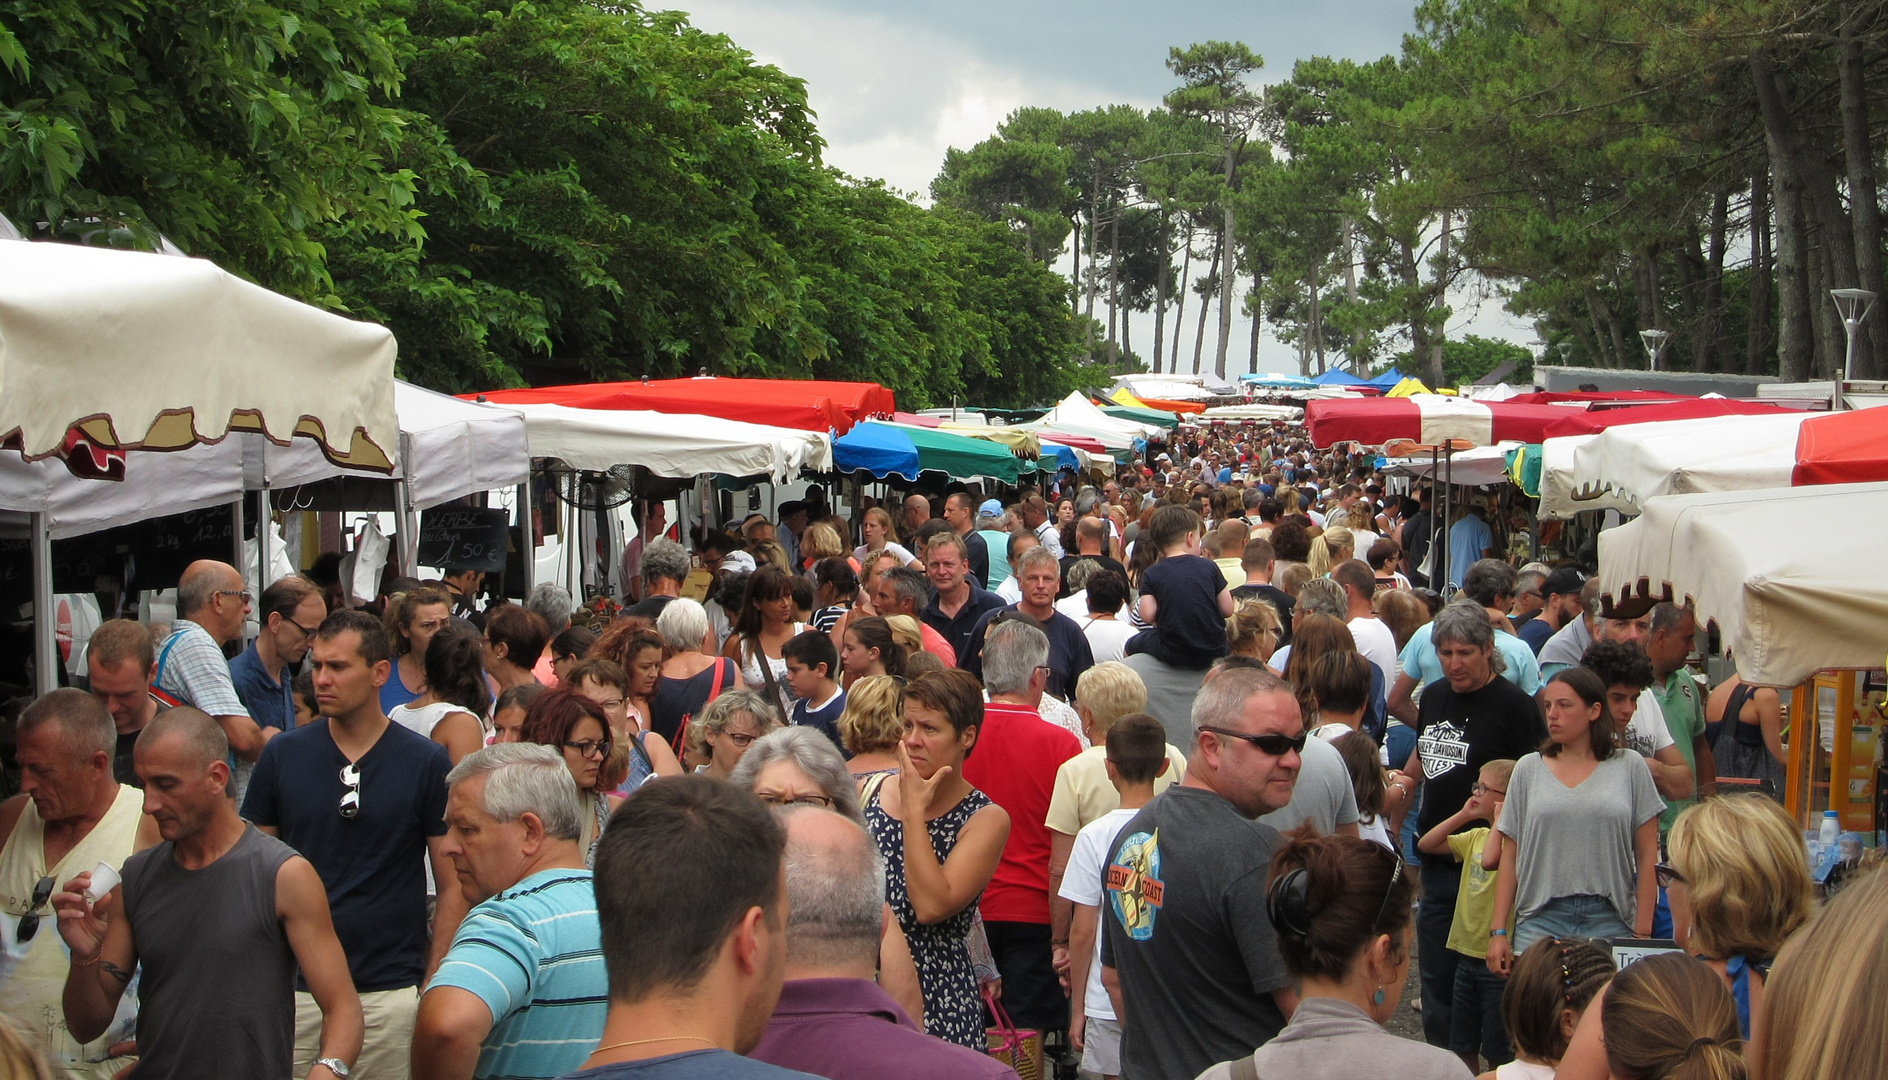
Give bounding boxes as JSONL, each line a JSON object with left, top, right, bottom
{"left": 413, "top": 744, "right": 607, "bottom": 1079}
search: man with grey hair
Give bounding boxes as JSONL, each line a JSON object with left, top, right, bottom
{"left": 964, "top": 545, "right": 1094, "bottom": 702}
{"left": 412, "top": 744, "right": 605, "bottom": 1080}
{"left": 157, "top": 559, "right": 266, "bottom": 770}
{"left": 0, "top": 689, "right": 160, "bottom": 1072}
{"left": 751, "top": 808, "right": 1015, "bottom": 1080}
{"left": 624, "top": 539, "right": 691, "bottom": 621}
{"left": 871, "top": 566, "right": 958, "bottom": 667}
{"left": 524, "top": 583, "right": 574, "bottom": 638}
{"left": 1390, "top": 599, "right": 1544, "bottom": 1052}
{"left": 1100, "top": 665, "right": 1303, "bottom": 1080}
{"left": 1388, "top": 558, "right": 1542, "bottom": 724}
{"left": 961, "top": 617, "right": 1082, "bottom": 1045}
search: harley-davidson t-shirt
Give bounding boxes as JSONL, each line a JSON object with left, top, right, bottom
{"left": 1412, "top": 675, "right": 1546, "bottom": 835}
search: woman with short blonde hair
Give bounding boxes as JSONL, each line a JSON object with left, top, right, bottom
{"left": 1759, "top": 865, "right": 1888, "bottom": 1080}
{"left": 1226, "top": 598, "right": 1283, "bottom": 663}
{"left": 838, "top": 674, "right": 905, "bottom": 775}
{"left": 1073, "top": 661, "right": 1149, "bottom": 735}
{"left": 1665, "top": 794, "right": 1814, "bottom": 1039}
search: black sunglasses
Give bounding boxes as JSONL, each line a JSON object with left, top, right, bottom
{"left": 1199, "top": 726, "right": 1308, "bottom": 757}
{"left": 1654, "top": 862, "right": 1686, "bottom": 889}
{"left": 16, "top": 875, "right": 54, "bottom": 942}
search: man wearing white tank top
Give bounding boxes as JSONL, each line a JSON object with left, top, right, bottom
{"left": 0, "top": 689, "right": 161, "bottom": 1077}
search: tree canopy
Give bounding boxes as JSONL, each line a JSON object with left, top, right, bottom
{"left": 0, "top": 0, "right": 1095, "bottom": 406}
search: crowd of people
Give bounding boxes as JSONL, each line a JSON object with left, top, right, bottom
{"left": 0, "top": 417, "right": 1876, "bottom": 1080}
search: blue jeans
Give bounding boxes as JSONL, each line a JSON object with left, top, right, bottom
{"left": 1418, "top": 855, "right": 1462, "bottom": 1048}
{"left": 1449, "top": 959, "right": 1513, "bottom": 1065}
{"left": 1515, "top": 894, "right": 1631, "bottom": 953}
{"left": 1651, "top": 887, "right": 1673, "bottom": 939}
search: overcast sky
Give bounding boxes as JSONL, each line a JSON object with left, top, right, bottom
{"left": 677, "top": 0, "right": 1535, "bottom": 375}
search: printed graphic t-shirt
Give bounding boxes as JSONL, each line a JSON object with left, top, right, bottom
{"left": 1412, "top": 676, "right": 1546, "bottom": 835}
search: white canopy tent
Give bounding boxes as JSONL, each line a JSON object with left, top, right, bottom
{"left": 1114, "top": 377, "right": 1215, "bottom": 402}
{"left": 1026, "top": 392, "right": 1159, "bottom": 447}
{"left": 510, "top": 403, "right": 832, "bottom": 481}
{"left": 1378, "top": 442, "right": 1521, "bottom": 488}
{"left": 0, "top": 240, "right": 399, "bottom": 469}
{"left": 1201, "top": 403, "right": 1305, "bottom": 421}
{"left": 1597, "top": 482, "right": 1888, "bottom": 687}
{"left": 1551, "top": 412, "right": 1814, "bottom": 515}
{"left": 0, "top": 239, "right": 401, "bottom": 693}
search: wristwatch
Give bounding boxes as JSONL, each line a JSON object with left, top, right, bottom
{"left": 315, "top": 1058, "right": 352, "bottom": 1078}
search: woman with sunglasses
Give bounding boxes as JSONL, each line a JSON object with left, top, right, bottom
{"left": 861, "top": 669, "right": 1010, "bottom": 1050}
{"left": 1488, "top": 666, "right": 1663, "bottom": 976}
{"left": 1198, "top": 830, "right": 1465, "bottom": 1080}
{"left": 519, "top": 688, "right": 626, "bottom": 868}
{"left": 380, "top": 585, "right": 453, "bottom": 713}
{"left": 685, "top": 689, "right": 780, "bottom": 782}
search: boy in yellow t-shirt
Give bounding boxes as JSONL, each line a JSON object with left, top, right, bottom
{"left": 1418, "top": 758, "right": 1516, "bottom": 1074}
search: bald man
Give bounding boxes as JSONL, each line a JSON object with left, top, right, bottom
{"left": 155, "top": 562, "right": 266, "bottom": 791}
{"left": 55, "top": 708, "right": 362, "bottom": 1080}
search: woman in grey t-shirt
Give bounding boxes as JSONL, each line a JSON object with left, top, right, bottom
{"left": 1488, "top": 667, "right": 1664, "bottom": 971}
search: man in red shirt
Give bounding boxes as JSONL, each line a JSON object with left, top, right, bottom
{"left": 961, "top": 616, "right": 1081, "bottom": 1039}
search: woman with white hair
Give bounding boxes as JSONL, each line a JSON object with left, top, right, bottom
{"left": 649, "top": 598, "right": 743, "bottom": 755}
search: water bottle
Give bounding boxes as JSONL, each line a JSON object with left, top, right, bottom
{"left": 1820, "top": 810, "right": 1842, "bottom": 846}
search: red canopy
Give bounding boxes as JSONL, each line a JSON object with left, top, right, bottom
{"left": 893, "top": 411, "right": 941, "bottom": 428}
{"left": 1036, "top": 431, "right": 1110, "bottom": 454}
{"left": 1794, "top": 408, "right": 1888, "bottom": 485}
{"left": 1541, "top": 399, "right": 1794, "bottom": 440}
{"left": 1305, "top": 396, "right": 1580, "bottom": 449}
{"left": 470, "top": 377, "right": 894, "bottom": 433}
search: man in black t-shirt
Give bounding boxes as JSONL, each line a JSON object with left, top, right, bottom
{"left": 242, "top": 610, "right": 463, "bottom": 1079}
{"left": 1390, "top": 602, "right": 1545, "bottom": 1051}
{"left": 1100, "top": 665, "right": 1302, "bottom": 1080}
{"left": 86, "top": 619, "right": 175, "bottom": 789}
{"left": 1058, "top": 517, "right": 1126, "bottom": 597}
{"left": 1229, "top": 537, "right": 1296, "bottom": 648}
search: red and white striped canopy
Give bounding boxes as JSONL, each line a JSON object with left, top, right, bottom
{"left": 1304, "top": 395, "right": 1579, "bottom": 449}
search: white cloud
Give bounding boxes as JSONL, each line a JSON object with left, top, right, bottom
{"left": 674, "top": 0, "right": 1537, "bottom": 372}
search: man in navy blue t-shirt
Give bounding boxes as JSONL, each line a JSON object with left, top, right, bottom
{"left": 242, "top": 610, "right": 464, "bottom": 1079}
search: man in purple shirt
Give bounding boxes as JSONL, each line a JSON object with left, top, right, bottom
{"left": 750, "top": 808, "right": 1015, "bottom": 1080}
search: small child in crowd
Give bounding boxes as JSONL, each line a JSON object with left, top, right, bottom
{"left": 783, "top": 629, "right": 846, "bottom": 752}
{"left": 1419, "top": 758, "right": 1517, "bottom": 1074}
{"left": 1058, "top": 714, "right": 1171, "bottom": 1080}
{"left": 1483, "top": 938, "right": 1614, "bottom": 1080}
{"left": 1126, "top": 505, "right": 1234, "bottom": 669}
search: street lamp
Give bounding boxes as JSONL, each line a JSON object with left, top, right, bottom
{"left": 1557, "top": 343, "right": 1573, "bottom": 363}
{"left": 1639, "top": 329, "right": 1670, "bottom": 372}
{"left": 1830, "top": 288, "right": 1877, "bottom": 411}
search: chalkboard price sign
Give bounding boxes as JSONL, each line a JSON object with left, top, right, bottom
{"left": 418, "top": 508, "right": 511, "bottom": 573}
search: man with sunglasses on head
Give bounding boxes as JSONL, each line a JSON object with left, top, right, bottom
{"left": 56, "top": 706, "right": 362, "bottom": 1080}
{"left": 1099, "top": 664, "right": 1304, "bottom": 1080}
{"left": 243, "top": 609, "right": 467, "bottom": 1080}
{"left": 0, "top": 689, "right": 161, "bottom": 1076}
{"left": 155, "top": 560, "right": 267, "bottom": 796}
{"left": 232, "top": 575, "right": 329, "bottom": 745}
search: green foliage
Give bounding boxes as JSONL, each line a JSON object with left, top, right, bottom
{"left": 1392, "top": 334, "right": 1533, "bottom": 386}
{"left": 0, "top": 0, "right": 1090, "bottom": 407}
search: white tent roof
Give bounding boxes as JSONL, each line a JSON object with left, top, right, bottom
{"left": 511, "top": 403, "right": 831, "bottom": 481}
{"left": 1115, "top": 377, "right": 1213, "bottom": 401}
{"left": 0, "top": 381, "right": 533, "bottom": 538}
{"left": 1598, "top": 482, "right": 1888, "bottom": 686}
{"left": 1560, "top": 413, "right": 1813, "bottom": 513}
{"left": 270, "top": 382, "right": 530, "bottom": 510}
{"left": 1538, "top": 434, "right": 1636, "bottom": 520}
{"left": 1201, "top": 404, "right": 1304, "bottom": 421}
{"left": 0, "top": 240, "right": 399, "bottom": 469}
{"left": 1030, "top": 392, "right": 1159, "bottom": 443}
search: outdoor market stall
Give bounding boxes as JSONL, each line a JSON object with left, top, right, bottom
{"left": 1542, "top": 408, "right": 1888, "bottom": 518}
{"left": 831, "top": 421, "right": 1036, "bottom": 485}
{"left": 1598, "top": 482, "right": 1887, "bottom": 836}
{"left": 0, "top": 240, "right": 399, "bottom": 693}
{"left": 1304, "top": 394, "right": 1579, "bottom": 448}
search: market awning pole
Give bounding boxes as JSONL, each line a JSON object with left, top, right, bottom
{"left": 517, "top": 479, "right": 535, "bottom": 595}
{"left": 257, "top": 483, "right": 272, "bottom": 585}
{"left": 394, "top": 431, "right": 419, "bottom": 575}
{"left": 32, "top": 511, "right": 55, "bottom": 697}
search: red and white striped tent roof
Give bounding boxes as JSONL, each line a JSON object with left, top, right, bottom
{"left": 1304, "top": 394, "right": 1580, "bottom": 449}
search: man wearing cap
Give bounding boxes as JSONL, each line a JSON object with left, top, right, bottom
{"left": 1519, "top": 568, "right": 1585, "bottom": 655}
{"left": 974, "top": 499, "right": 1013, "bottom": 589}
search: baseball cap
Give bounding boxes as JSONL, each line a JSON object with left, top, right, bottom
{"left": 1542, "top": 567, "right": 1585, "bottom": 598}
{"left": 722, "top": 550, "right": 758, "bottom": 574}
{"left": 979, "top": 498, "right": 1003, "bottom": 516}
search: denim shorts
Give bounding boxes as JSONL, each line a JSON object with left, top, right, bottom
{"left": 1515, "top": 894, "right": 1630, "bottom": 953}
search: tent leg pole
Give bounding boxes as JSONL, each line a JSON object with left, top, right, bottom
{"left": 32, "top": 511, "right": 56, "bottom": 696}
{"left": 391, "top": 493, "right": 411, "bottom": 579}
{"left": 256, "top": 484, "right": 272, "bottom": 588}
{"left": 230, "top": 496, "right": 246, "bottom": 573}
{"left": 517, "top": 480, "right": 535, "bottom": 595}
